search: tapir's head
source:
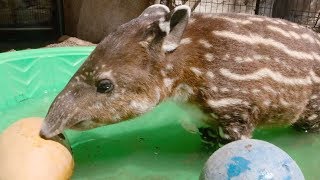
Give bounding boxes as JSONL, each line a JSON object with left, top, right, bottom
{"left": 40, "top": 4, "right": 191, "bottom": 138}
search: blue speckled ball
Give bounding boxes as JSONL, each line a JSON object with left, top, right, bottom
{"left": 200, "top": 139, "right": 305, "bottom": 180}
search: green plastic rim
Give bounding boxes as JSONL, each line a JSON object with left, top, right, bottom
{"left": 0, "top": 47, "right": 95, "bottom": 111}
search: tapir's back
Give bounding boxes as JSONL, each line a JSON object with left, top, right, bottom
{"left": 171, "top": 13, "right": 320, "bottom": 126}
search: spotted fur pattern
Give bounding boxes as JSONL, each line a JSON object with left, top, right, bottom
{"left": 169, "top": 13, "right": 320, "bottom": 141}
{"left": 40, "top": 5, "right": 320, "bottom": 145}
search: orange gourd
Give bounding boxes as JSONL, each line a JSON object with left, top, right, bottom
{"left": 0, "top": 117, "right": 74, "bottom": 180}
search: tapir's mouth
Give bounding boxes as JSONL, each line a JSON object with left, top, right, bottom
{"left": 40, "top": 113, "right": 109, "bottom": 138}
{"left": 40, "top": 119, "right": 91, "bottom": 138}
{"left": 70, "top": 120, "right": 89, "bottom": 130}
{"left": 40, "top": 117, "right": 65, "bottom": 138}
{"left": 69, "top": 119, "right": 103, "bottom": 131}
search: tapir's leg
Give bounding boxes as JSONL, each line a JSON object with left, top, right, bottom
{"left": 293, "top": 93, "right": 320, "bottom": 132}
{"left": 198, "top": 106, "right": 255, "bottom": 149}
{"left": 198, "top": 126, "right": 222, "bottom": 149}
{"left": 218, "top": 113, "right": 255, "bottom": 140}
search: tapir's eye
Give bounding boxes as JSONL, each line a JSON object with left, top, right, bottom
{"left": 96, "top": 79, "right": 114, "bottom": 93}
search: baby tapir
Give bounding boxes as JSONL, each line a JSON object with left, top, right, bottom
{"left": 40, "top": 4, "right": 320, "bottom": 145}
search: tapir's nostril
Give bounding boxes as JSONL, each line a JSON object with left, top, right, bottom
{"left": 39, "top": 130, "right": 48, "bottom": 140}
{"left": 57, "top": 133, "right": 66, "bottom": 140}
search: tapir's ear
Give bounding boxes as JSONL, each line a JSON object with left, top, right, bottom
{"left": 139, "top": 4, "right": 170, "bottom": 17}
{"left": 161, "top": 5, "right": 191, "bottom": 52}
{"left": 140, "top": 5, "right": 191, "bottom": 53}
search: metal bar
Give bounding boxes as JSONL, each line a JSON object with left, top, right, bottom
{"left": 56, "top": 0, "right": 65, "bottom": 36}
{"left": 0, "top": 27, "right": 53, "bottom": 31}
{"left": 183, "top": 0, "right": 201, "bottom": 12}
{"left": 255, "top": 0, "right": 261, "bottom": 15}
{"left": 193, "top": 0, "right": 201, "bottom": 12}
{"left": 313, "top": 12, "right": 320, "bottom": 28}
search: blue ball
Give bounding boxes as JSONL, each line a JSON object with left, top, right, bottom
{"left": 200, "top": 139, "right": 305, "bottom": 180}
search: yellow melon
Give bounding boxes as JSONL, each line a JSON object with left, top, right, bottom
{"left": 0, "top": 117, "right": 74, "bottom": 180}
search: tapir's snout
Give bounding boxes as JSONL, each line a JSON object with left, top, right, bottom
{"left": 39, "top": 90, "right": 80, "bottom": 139}
{"left": 39, "top": 83, "right": 106, "bottom": 139}
{"left": 40, "top": 107, "right": 72, "bottom": 139}
{"left": 39, "top": 115, "right": 67, "bottom": 139}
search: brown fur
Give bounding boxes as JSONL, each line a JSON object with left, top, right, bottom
{"left": 40, "top": 5, "right": 320, "bottom": 145}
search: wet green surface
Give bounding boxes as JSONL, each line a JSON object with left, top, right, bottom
{"left": 0, "top": 47, "right": 319, "bottom": 179}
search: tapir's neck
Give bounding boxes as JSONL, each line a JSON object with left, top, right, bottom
{"left": 159, "top": 50, "right": 199, "bottom": 104}
{"left": 158, "top": 15, "right": 216, "bottom": 104}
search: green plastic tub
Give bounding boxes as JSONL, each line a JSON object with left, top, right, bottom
{"left": 0, "top": 47, "right": 319, "bottom": 180}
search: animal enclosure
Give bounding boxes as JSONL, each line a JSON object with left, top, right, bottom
{"left": 0, "top": 0, "right": 64, "bottom": 40}
{"left": 170, "top": 0, "right": 320, "bottom": 32}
